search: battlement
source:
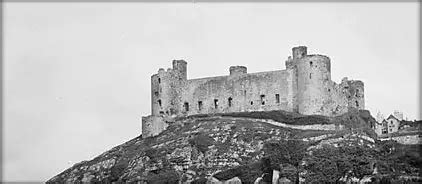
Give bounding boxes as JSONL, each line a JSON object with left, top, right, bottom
{"left": 292, "top": 46, "right": 307, "bottom": 60}
{"left": 142, "top": 46, "right": 365, "bottom": 137}
{"left": 229, "top": 66, "right": 247, "bottom": 76}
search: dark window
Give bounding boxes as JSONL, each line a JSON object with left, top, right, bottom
{"left": 184, "top": 102, "right": 189, "bottom": 112}
{"left": 260, "top": 95, "right": 266, "bottom": 105}
{"left": 250, "top": 101, "right": 253, "bottom": 105}
{"left": 154, "top": 91, "right": 159, "bottom": 96}
{"left": 159, "top": 111, "right": 164, "bottom": 114}
{"left": 228, "top": 97, "right": 233, "bottom": 107}
{"left": 275, "top": 94, "right": 280, "bottom": 103}
{"left": 328, "top": 89, "right": 331, "bottom": 92}
{"left": 382, "top": 129, "right": 387, "bottom": 134}
{"left": 157, "top": 99, "right": 162, "bottom": 107}
{"left": 214, "top": 99, "right": 219, "bottom": 109}
{"left": 310, "top": 61, "right": 313, "bottom": 67}
{"left": 198, "top": 101, "right": 203, "bottom": 111}
{"left": 309, "top": 73, "right": 312, "bottom": 79}
{"left": 355, "top": 89, "right": 359, "bottom": 97}
{"left": 355, "top": 101, "right": 359, "bottom": 107}
{"left": 158, "top": 78, "right": 161, "bottom": 83}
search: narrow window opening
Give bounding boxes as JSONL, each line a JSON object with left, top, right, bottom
{"left": 309, "top": 73, "right": 312, "bottom": 79}
{"left": 355, "top": 101, "right": 359, "bottom": 107}
{"left": 310, "top": 61, "right": 313, "bottom": 67}
{"left": 158, "top": 78, "right": 161, "bottom": 83}
{"left": 157, "top": 99, "right": 162, "bottom": 107}
{"left": 214, "top": 99, "right": 219, "bottom": 109}
{"left": 355, "top": 89, "right": 359, "bottom": 97}
{"left": 250, "top": 101, "right": 253, "bottom": 105}
{"left": 198, "top": 101, "right": 203, "bottom": 111}
{"left": 184, "top": 102, "right": 189, "bottom": 112}
{"left": 244, "top": 90, "right": 247, "bottom": 96}
{"left": 228, "top": 97, "right": 233, "bottom": 107}
{"left": 275, "top": 94, "right": 280, "bottom": 103}
{"left": 260, "top": 95, "right": 266, "bottom": 105}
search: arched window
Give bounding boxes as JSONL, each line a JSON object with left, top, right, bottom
{"left": 228, "top": 97, "right": 233, "bottom": 107}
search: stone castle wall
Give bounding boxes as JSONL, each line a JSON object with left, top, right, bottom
{"left": 141, "top": 115, "right": 168, "bottom": 137}
{"left": 141, "top": 46, "right": 365, "bottom": 137}
{"left": 179, "top": 69, "right": 296, "bottom": 116}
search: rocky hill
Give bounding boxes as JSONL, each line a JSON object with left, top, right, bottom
{"left": 47, "top": 110, "right": 421, "bottom": 183}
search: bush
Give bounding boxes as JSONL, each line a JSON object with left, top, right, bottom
{"left": 213, "top": 161, "right": 262, "bottom": 183}
{"left": 188, "top": 134, "right": 214, "bottom": 153}
{"left": 145, "top": 169, "right": 180, "bottom": 184}
{"left": 110, "top": 159, "right": 128, "bottom": 181}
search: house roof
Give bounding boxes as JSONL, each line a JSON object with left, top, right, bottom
{"left": 386, "top": 114, "right": 400, "bottom": 121}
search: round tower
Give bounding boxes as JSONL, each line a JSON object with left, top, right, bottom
{"left": 296, "top": 52, "right": 331, "bottom": 115}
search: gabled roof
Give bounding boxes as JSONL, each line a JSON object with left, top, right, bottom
{"left": 386, "top": 114, "right": 400, "bottom": 121}
{"left": 381, "top": 119, "right": 388, "bottom": 125}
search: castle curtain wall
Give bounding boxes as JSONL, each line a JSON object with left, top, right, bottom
{"left": 180, "top": 70, "right": 294, "bottom": 115}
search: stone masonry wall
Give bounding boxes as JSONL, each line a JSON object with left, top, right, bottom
{"left": 141, "top": 115, "right": 168, "bottom": 137}
{"left": 179, "top": 70, "right": 295, "bottom": 116}
{"left": 142, "top": 46, "right": 365, "bottom": 137}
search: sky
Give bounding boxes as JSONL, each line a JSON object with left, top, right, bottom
{"left": 3, "top": 2, "right": 419, "bottom": 182}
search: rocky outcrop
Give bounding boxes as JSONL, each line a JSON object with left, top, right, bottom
{"left": 47, "top": 110, "right": 420, "bottom": 183}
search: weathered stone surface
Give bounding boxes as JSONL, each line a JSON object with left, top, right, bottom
{"left": 48, "top": 111, "right": 383, "bottom": 184}
{"left": 142, "top": 46, "right": 365, "bottom": 137}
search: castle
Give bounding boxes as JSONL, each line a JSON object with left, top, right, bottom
{"left": 141, "top": 46, "right": 365, "bottom": 137}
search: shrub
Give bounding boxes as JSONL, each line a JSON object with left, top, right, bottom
{"left": 145, "top": 169, "right": 180, "bottom": 184}
{"left": 188, "top": 134, "right": 214, "bottom": 153}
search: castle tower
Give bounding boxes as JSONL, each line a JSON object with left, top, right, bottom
{"left": 229, "top": 66, "right": 247, "bottom": 76}
{"left": 172, "top": 60, "right": 187, "bottom": 80}
{"left": 294, "top": 46, "right": 332, "bottom": 115}
{"left": 151, "top": 60, "right": 187, "bottom": 116}
{"left": 347, "top": 80, "right": 365, "bottom": 110}
{"left": 292, "top": 46, "right": 307, "bottom": 60}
